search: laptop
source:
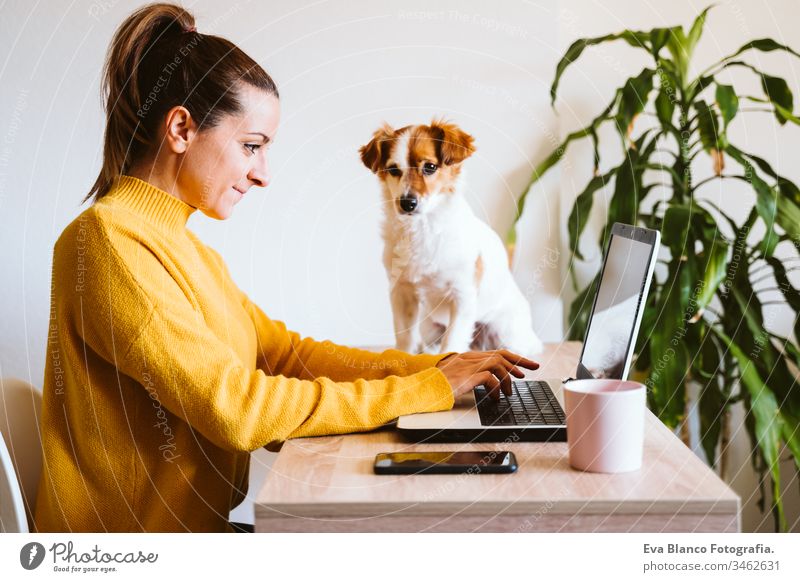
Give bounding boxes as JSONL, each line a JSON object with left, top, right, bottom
{"left": 397, "top": 222, "right": 661, "bottom": 443}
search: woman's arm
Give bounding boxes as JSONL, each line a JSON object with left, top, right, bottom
{"left": 203, "top": 246, "right": 456, "bottom": 382}
{"left": 242, "top": 296, "right": 455, "bottom": 382}
{"left": 76, "top": 229, "right": 454, "bottom": 451}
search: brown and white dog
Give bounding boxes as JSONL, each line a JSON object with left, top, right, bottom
{"left": 359, "top": 119, "right": 543, "bottom": 356}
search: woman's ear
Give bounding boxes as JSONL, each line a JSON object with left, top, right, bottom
{"left": 163, "top": 105, "right": 197, "bottom": 154}
{"left": 359, "top": 123, "right": 394, "bottom": 174}
{"left": 432, "top": 119, "right": 476, "bottom": 165}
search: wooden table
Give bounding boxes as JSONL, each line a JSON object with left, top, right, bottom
{"left": 255, "top": 342, "right": 740, "bottom": 532}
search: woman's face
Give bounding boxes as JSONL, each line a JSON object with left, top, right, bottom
{"left": 178, "top": 84, "right": 280, "bottom": 220}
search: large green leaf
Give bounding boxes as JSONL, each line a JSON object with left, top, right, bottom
{"left": 775, "top": 195, "right": 800, "bottom": 242}
{"left": 665, "top": 26, "right": 690, "bottom": 83}
{"left": 761, "top": 74, "right": 794, "bottom": 125}
{"left": 695, "top": 100, "right": 723, "bottom": 150}
{"left": 551, "top": 31, "right": 652, "bottom": 105}
{"left": 609, "top": 150, "right": 639, "bottom": 226}
{"left": 723, "top": 38, "right": 800, "bottom": 62}
{"left": 634, "top": 291, "right": 659, "bottom": 364}
{"left": 659, "top": 202, "right": 722, "bottom": 318}
{"left": 607, "top": 130, "right": 660, "bottom": 233}
{"left": 568, "top": 169, "right": 617, "bottom": 261}
{"left": 687, "top": 4, "right": 715, "bottom": 56}
{"left": 727, "top": 277, "right": 797, "bottom": 407}
{"left": 647, "top": 259, "right": 690, "bottom": 426}
{"left": 566, "top": 272, "right": 599, "bottom": 341}
{"left": 615, "top": 68, "right": 656, "bottom": 137}
{"left": 725, "top": 147, "right": 780, "bottom": 257}
{"left": 729, "top": 148, "right": 800, "bottom": 243}
{"left": 687, "top": 74, "right": 716, "bottom": 103}
{"left": 650, "top": 27, "right": 671, "bottom": 60}
{"left": 734, "top": 148, "right": 800, "bottom": 207}
{"left": 766, "top": 257, "right": 800, "bottom": 342}
{"left": 730, "top": 287, "right": 773, "bottom": 370}
{"left": 655, "top": 84, "right": 676, "bottom": 127}
{"left": 779, "top": 408, "right": 800, "bottom": 476}
{"left": 711, "top": 327, "right": 788, "bottom": 532}
{"left": 698, "top": 370, "right": 725, "bottom": 466}
{"left": 645, "top": 209, "right": 695, "bottom": 425}
{"left": 662, "top": 205, "right": 691, "bottom": 246}
{"left": 715, "top": 83, "right": 739, "bottom": 128}
{"left": 696, "top": 234, "right": 730, "bottom": 316}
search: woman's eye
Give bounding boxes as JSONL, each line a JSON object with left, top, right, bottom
{"left": 387, "top": 167, "right": 402, "bottom": 177}
{"left": 422, "top": 162, "right": 438, "bottom": 176}
{"left": 244, "top": 143, "right": 261, "bottom": 155}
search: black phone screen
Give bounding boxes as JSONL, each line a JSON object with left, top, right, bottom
{"left": 374, "top": 451, "right": 517, "bottom": 474}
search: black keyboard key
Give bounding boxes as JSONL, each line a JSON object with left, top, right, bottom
{"left": 474, "top": 380, "right": 566, "bottom": 427}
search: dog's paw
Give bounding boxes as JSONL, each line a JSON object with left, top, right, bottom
{"left": 415, "top": 342, "right": 438, "bottom": 355}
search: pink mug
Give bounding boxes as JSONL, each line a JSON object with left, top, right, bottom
{"left": 564, "top": 379, "right": 646, "bottom": 473}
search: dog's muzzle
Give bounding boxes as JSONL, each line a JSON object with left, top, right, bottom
{"left": 398, "top": 193, "right": 419, "bottom": 214}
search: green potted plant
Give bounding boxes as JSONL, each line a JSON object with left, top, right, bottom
{"left": 508, "top": 5, "right": 800, "bottom": 531}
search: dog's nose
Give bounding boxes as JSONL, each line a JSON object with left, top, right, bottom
{"left": 399, "top": 194, "right": 418, "bottom": 214}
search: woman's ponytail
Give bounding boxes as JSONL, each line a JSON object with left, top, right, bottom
{"left": 86, "top": 3, "right": 277, "bottom": 203}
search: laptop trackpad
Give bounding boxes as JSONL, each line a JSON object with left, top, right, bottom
{"left": 397, "top": 390, "right": 480, "bottom": 430}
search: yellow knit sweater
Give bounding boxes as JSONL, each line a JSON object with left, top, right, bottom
{"left": 34, "top": 176, "right": 455, "bottom": 533}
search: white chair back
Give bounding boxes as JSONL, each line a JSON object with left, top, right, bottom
{"left": 0, "top": 431, "right": 28, "bottom": 532}
{"left": 0, "top": 377, "right": 43, "bottom": 532}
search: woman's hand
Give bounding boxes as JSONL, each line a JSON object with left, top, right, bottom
{"left": 435, "top": 350, "right": 540, "bottom": 401}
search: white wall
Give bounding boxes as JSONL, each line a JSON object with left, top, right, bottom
{"left": 0, "top": 0, "right": 797, "bottom": 531}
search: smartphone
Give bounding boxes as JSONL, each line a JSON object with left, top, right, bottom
{"left": 373, "top": 451, "right": 518, "bottom": 475}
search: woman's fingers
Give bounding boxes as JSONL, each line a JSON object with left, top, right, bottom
{"left": 498, "top": 349, "right": 540, "bottom": 370}
{"left": 489, "top": 364, "right": 513, "bottom": 396}
{"left": 460, "top": 349, "right": 539, "bottom": 372}
{"left": 494, "top": 356, "right": 524, "bottom": 379}
{"left": 476, "top": 371, "right": 502, "bottom": 401}
{"left": 439, "top": 350, "right": 539, "bottom": 401}
{"left": 471, "top": 352, "right": 526, "bottom": 380}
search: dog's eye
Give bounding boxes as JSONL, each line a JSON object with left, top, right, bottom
{"left": 387, "top": 166, "right": 402, "bottom": 177}
{"left": 422, "top": 162, "right": 438, "bottom": 176}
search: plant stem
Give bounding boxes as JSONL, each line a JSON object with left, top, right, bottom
{"left": 680, "top": 398, "right": 692, "bottom": 448}
{"left": 654, "top": 148, "right": 679, "bottom": 160}
{"left": 720, "top": 407, "right": 731, "bottom": 480}
{"left": 693, "top": 174, "right": 737, "bottom": 192}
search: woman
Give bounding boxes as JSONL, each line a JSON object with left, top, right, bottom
{"left": 34, "top": 2, "right": 538, "bottom": 533}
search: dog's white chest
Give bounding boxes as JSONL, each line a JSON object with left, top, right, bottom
{"left": 384, "top": 222, "right": 455, "bottom": 286}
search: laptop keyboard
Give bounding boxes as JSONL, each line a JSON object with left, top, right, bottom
{"left": 474, "top": 380, "right": 566, "bottom": 426}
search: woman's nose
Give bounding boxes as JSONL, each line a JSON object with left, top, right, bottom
{"left": 248, "top": 156, "right": 270, "bottom": 188}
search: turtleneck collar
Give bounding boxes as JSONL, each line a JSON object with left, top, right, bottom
{"left": 101, "top": 175, "right": 196, "bottom": 232}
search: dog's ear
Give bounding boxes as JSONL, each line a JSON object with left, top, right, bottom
{"left": 431, "top": 119, "right": 476, "bottom": 165}
{"left": 359, "top": 123, "right": 395, "bottom": 174}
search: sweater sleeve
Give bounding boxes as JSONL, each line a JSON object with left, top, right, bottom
{"left": 203, "top": 245, "right": 457, "bottom": 382}
{"left": 75, "top": 225, "right": 455, "bottom": 452}
{"left": 241, "top": 295, "right": 456, "bottom": 381}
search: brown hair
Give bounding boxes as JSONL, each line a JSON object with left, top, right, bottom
{"left": 85, "top": 2, "right": 278, "bottom": 203}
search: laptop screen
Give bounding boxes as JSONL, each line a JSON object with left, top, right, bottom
{"left": 578, "top": 232, "right": 656, "bottom": 380}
